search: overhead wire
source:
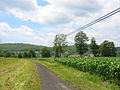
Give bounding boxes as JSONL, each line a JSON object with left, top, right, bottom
{"left": 66, "top": 7, "right": 120, "bottom": 36}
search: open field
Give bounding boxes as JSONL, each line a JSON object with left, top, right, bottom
{"left": 37, "top": 58, "right": 120, "bottom": 90}
{"left": 0, "top": 58, "right": 40, "bottom": 90}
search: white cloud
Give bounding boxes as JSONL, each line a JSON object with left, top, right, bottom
{"left": 0, "top": 0, "right": 120, "bottom": 46}
{"left": 0, "top": 22, "right": 55, "bottom": 46}
{"left": 0, "top": 0, "right": 119, "bottom": 25}
{"left": 0, "top": 0, "right": 103, "bottom": 24}
{"left": 0, "top": 0, "right": 39, "bottom": 11}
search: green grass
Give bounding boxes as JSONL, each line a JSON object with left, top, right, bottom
{"left": 37, "top": 59, "right": 120, "bottom": 90}
{"left": 0, "top": 58, "right": 21, "bottom": 70}
{"left": 0, "top": 58, "right": 40, "bottom": 90}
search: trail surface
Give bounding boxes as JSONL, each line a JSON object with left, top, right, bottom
{"left": 34, "top": 61, "right": 73, "bottom": 90}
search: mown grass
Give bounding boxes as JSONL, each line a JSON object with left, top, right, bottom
{"left": 37, "top": 59, "right": 120, "bottom": 90}
{"left": 0, "top": 58, "right": 21, "bottom": 70}
{"left": 0, "top": 58, "right": 40, "bottom": 90}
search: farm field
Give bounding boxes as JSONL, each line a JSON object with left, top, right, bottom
{"left": 0, "top": 57, "right": 120, "bottom": 90}
{"left": 0, "top": 58, "right": 40, "bottom": 90}
{"left": 37, "top": 57, "right": 120, "bottom": 90}
{"left": 55, "top": 57, "right": 120, "bottom": 85}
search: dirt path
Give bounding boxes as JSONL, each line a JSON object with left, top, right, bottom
{"left": 34, "top": 61, "right": 74, "bottom": 90}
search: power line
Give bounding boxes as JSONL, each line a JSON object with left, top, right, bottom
{"left": 66, "top": 7, "right": 120, "bottom": 36}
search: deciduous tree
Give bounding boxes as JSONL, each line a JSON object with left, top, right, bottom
{"left": 18, "top": 53, "right": 22, "bottom": 58}
{"left": 74, "top": 31, "right": 89, "bottom": 55}
{"left": 53, "top": 34, "right": 67, "bottom": 57}
{"left": 90, "top": 37, "right": 99, "bottom": 56}
{"left": 41, "top": 47, "right": 51, "bottom": 57}
{"left": 28, "top": 49, "right": 36, "bottom": 58}
{"left": 99, "top": 40, "right": 116, "bottom": 57}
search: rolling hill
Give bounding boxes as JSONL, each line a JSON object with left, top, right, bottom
{"left": 0, "top": 43, "right": 45, "bottom": 51}
{"left": 116, "top": 47, "right": 120, "bottom": 51}
{"left": 0, "top": 43, "right": 120, "bottom": 55}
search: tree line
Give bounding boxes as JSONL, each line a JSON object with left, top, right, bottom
{"left": 53, "top": 31, "right": 116, "bottom": 57}
{"left": 0, "top": 31, "right": 117, "bottom": 58}
{"left": 0, "top": 48, "right": 51, "bottom": 58}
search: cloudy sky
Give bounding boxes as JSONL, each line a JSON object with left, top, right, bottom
{"left": 0, "top": 0, "right": 120, "bottom": 46}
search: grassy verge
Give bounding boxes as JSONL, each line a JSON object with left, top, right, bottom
{"left": 0, "top": 58, "right": 40, "bottom": 90}
{"left": 37, "top": 59, "right": 120, "bottom": 90}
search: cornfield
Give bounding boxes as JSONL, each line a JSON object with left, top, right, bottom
{"left": 55, "top": 57, "right": 120, "bottom": 84}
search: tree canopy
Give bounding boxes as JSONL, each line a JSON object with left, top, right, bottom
{"left": 53, "top": 34, "right": 67, "bottom": 57}
{"left": 74, "top": 31, "right": 89, "bottom": 55}
{"left": 90, "top": 37, "right": 99, "bottom": 56}
{"left": 41, "top": 47, "right": 51, "bottom": 57}
{"left": 99, "top": 40, "right": 116, "bottom": 57}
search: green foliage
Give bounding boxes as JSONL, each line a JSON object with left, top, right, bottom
{"left": 90, "top": 37, "right": 99, "bottom": 56}
{"left": 53, "top": 34, "right": 67, "bottom": 57}
{"left": 99, "top": 40, "right": 116, "bottom": 57}
{"left": 22, "top": 49, "right": 36, "bottom": 58}
{"left": 0, "top": 43, "right": 119, "bottom": 58}
{"left": 41, "top": 47, "right": 51, "bottom": 57}
{"left": 74, "top": 31, "right": 89, "bottom": 55}
{"left": 4, "top": 51, "right": 11, "bottom": 57}
{"left": 0, "top": 43, "right": 44, "bottom": 51}
{"left": 18, "top": 53, "right": 22, "bottom": 58}
{"left": 116, "top": 51, "right": 120, "bottom": 57}
{"left": 23, "top": 52, "right": 29, "bottom": 58}
{"left": 65, "top": 45, "right": 78, "bottom": 55}
{"left": 0, "top": 49, "right": 4, "bottom": 57}
{"left": 63, "top": 51, "right": 69, "bottom": 57}
{"left": 28, "top": 49, "right": 36, "bottom": 58}
{"left": 55, "top": 57, "right": 120, "bottom": 85}
{"left": 0, "top": 49, "right": 21, "bottom": 58}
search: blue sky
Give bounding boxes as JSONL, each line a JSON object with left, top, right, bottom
{"left": 0, "top": 0, "right": 120, "bottom": 46}
{"left": 36, "top": 0, "right": 49, "bottom": 6}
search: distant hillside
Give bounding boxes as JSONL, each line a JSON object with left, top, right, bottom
{"left": 0, "top": 43, "right": 77, "bottom": 54}
{"left": 116, "top": 47, "right": 120, "bottom": 51}
{"left": 0, "top": 43, "right": 45, "bottom": 51}
{"left": 0, "top": 43, "right": 120, "bottom": 55}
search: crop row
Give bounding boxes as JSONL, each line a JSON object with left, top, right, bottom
{"left": 55, "top": 57, "right": 120, "bottom": 84}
